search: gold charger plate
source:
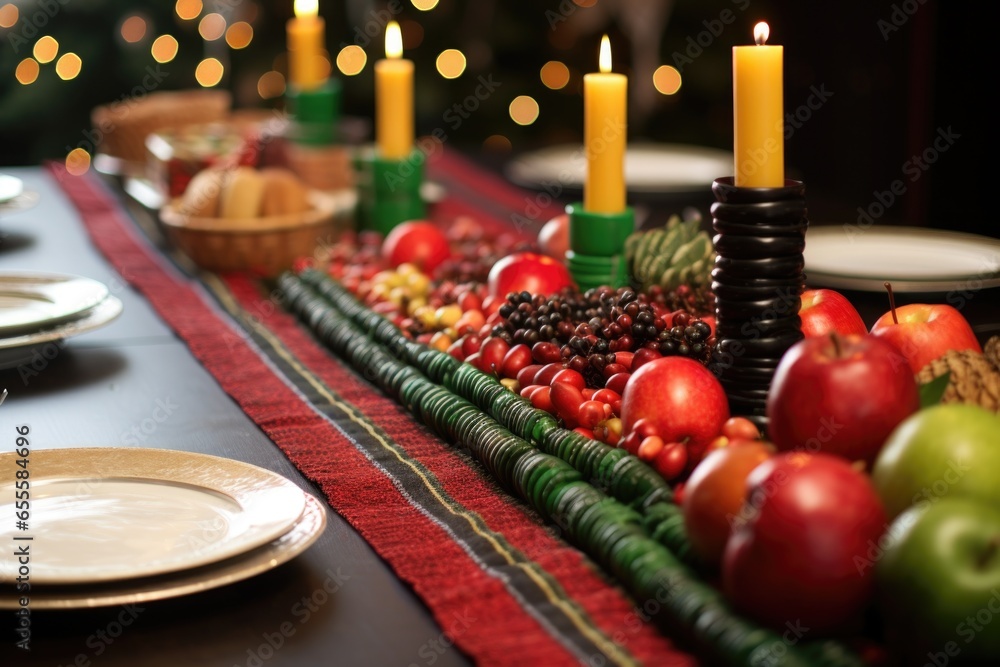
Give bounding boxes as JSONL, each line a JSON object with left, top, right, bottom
{"left": 0, "top": 494, "right": 326, "bottom": 610}
{"left": 0, "top": 447, "right": 307, "bottom": 585}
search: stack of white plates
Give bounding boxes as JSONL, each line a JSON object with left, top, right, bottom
{"left": 804, "top": 226, "right": 1000, "bottom": 292}
{"left": 0, "top": 174, "right": 38, "bottom": 215}
{"left": 0, "top": 272, "right": 124, "bottom": 370}
{"left": 0, "top": 448, "right": 327, "bottom": 609}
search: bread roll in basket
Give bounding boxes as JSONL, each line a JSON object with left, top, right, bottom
{"left": 159, "top": 167, "right": 354, "bottom": 276}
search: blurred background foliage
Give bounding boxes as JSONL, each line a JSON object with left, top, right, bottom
{"left": 0, "top": 0, "right": 985, "bottom": 233}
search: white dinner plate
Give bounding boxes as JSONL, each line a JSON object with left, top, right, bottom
{"left": 0, "top": 273, "right": 110, "bottom": 335}
{"left": 0, "top": 175, "right": 24, "bottom": 203}
{"left": 505, "top": 142, "right": 734, "bottom": 194}
{"left": 0, "top": 294, "right": 123, "bottom": 369}
{"left": 0, "top": 494, "right": 326, "bottom": 610}
{"left": 804, "top": 226, "right": 1000, "bottom": 292}
{"left": 0, "top": 448, "right": 308, "bottom": 585}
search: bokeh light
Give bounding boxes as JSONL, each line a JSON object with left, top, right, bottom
{"left": 540, "top": 61, "right": 570, "bottom": 90}
{"left": 318, "top": 51, "right": 332, "bottom": 80}
{"left": 336, "top": 45, "right": 366, "bottom": 76}
{"left": 225, "top": 21, "right": 253, "bottom": 49}
{"left": 175, "top": 0, "right": 202, "bottom": 21}
{"left": 195, "top": 58, "right": 224, "bottom": 87}
{"left": 436, "top": 49, "right": 466, "bottom": 79}
{"left": 120, "top": 16, "right": 147, "bottom": 43}
{"left": 483, "top": 135, "right": 512, "bottom": 153}
{"left": 151, "top": 35, "right": 179, "bottom": 63}
{"left": 400, "top": 19, "right": 423, "bottom": 50}
{"left": 65, "top": 149, "right": 91, "bottom": 176}
{"left": 411, "top": 0, "right": 439, "bottom": 10}
{"left": 653, "top": 65, "right": 682, "bottom": 95}
{"left": 0, "top": 4, "right": 18, "bottom": 29}
{"left": 198, "top": 13, "right": 226, "bottom": 41}
{"left": 15, "top": 58, "right": 39, "bottom": 85}
{"left": 509, "top": 96, "right": 540, "bottom": 126}
{"left": 257, "top": 71, "right": 285, "bottom": 99}
{"left": 33, "top": 36, "right": 58, "bottom": 63}
{"left": 55, "top": 53, "right": 82, "bottom": 80}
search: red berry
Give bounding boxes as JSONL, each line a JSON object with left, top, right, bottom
{"left": 603, "top": 363, "right": 628, "bottom": 378}
{"left": 461, "top": 334, "right": 482, "bottom": 357}
{"left": 631, "top": 348, "right": 662, "bottom": 371}
{"left": 516, "top": 364, "right": 543, "bottom": 388}
{"left": 501, "top": 344, "right": 532, "bottom": 379}
{"left": 529, "top": 386, "right": 554, "bottom": 413}
{"left": 637, "top": 436, "right": 665, "bottom": 462}
{"left": 534, "top": 363, "right": 564, "bottom": 386}
{"left": 551, "top": 382, "right": 585, "bottom": 423}
{"left": 605, "top": 372, "right": 630, "bottom": 396}
{"left": 480, "top": 337, "right": 510, "bottom": 375}
{"left": 531, "top": 342, "right": 562, "bottom": 365}
{"left": 621, "top": 430, "right": 642, "bottom": 455}
{"left": 632, "top": 418, "right": 659, "bottom": 440}
{"left": 653, "top": 443, "right": 689, "bottom": 481}
{"left": 520, "top": 384, "right": 540, "bottom": 399}
{"left": 721, "top": 417, "right": 760, "bottom": 441}
{"left": 447, "top": 339, "right": 465, "bottom": 361}
{"left": 552, "top": 368, "right": 586, "bottom": 391}
{"left": 577, "top": 400, "right": 606, "bottom": 429}
{"left": 613, "top": 351, "right": 634, "bottom": 371}
{"left": 464, "top": 352, "right": 483, "bottom": 372}
{"left": 672, "top": 482, "right": 686, "bottom": 505}
{"left": 591, "top": 388, "right": 621, "bottom": 405}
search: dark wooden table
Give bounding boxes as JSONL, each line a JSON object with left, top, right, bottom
{"left": 1, "top": 167, "right": 471, "bottom": 666}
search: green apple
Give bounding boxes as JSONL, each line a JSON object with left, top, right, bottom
{"left": 876, "top": 497, "right": 1000, "bottom": 664}
{"left": 871, "top": 403, "right": 1000, "bottom": 519}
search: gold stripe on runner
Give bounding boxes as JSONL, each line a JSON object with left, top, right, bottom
{"left": 204, "top": 274, "right": 638, "bottom": 667}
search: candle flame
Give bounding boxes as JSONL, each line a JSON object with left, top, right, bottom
{"left": 385, "top": 21, "right": 403, "bottom": 59}
{"left": 294, "top": 0, "right": 318, "bottom": 19}
{"left": 599, "top": 34, "right": 612, "bottom": 73}
{"left": 754, "top": 22, "right": 770, "bottom": 46}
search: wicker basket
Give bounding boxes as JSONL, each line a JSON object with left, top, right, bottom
{"left": 92, "top": 90, "right": 232, "bottom": 165}
{"left": 285, "top": 143, "right": 355, "bottom": 191}
{"left": 159, "top": 189, "right": 356, "bottom": 276}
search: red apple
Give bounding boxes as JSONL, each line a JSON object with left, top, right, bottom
{"left": 722, "top": 452, "right": 888, "bottom": 635}
{"left": 766, "top": 334, "right": 919, "bottom": 465}
{"left": 682, "top": 441, "right": 773, "bottom": 566}
{"left": 799, "top": 289, "right": 867, "bottom": 338}
{"left": 869, "top": 303, "right": 982, "bottom": 374}
{"left": 537, "top": 213, "right": 570, "bottom": 261}
{"left": 620, "top": 357, "right": 729, "bottom": 468}
{"left": 381, "top": 221, "right": 452, "bottom": 273}
{"left": 487, "top": 252, "right": 575, "bottom": 299}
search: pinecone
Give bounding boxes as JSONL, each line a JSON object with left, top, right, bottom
{"left": 985, "top": 335, "right": 1000, "bottom": 368}
{"left": 916, "top": 349, "right": 1000, "bottom": 412}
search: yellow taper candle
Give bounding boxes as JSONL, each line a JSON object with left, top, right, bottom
{"left": 583, "top": 35, "right": 627, "bottom": 214}
{"left": 287, "top": 0, "right": 326, "bottom": 90}
{"left": 375, "top": 21, "right": 414, "bottom": 160}
{"left": 733, "top": 22, "right": 784, "bottom": 187}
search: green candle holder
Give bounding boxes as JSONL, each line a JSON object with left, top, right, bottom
{"left": 565, "top": 202, "right": 634, "bottom": 289}
{"left": 286, "top": 79, "right": 342, "bottom": 146}
{"left": 352, "top": 146, "right": 427, "bottom": 236}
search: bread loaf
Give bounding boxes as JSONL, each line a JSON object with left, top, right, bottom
{"left": 259, "top": 168, "right": 309, "bottom": 217}
{"left": 219, "top": 167, "right": 265, "bottom": 218}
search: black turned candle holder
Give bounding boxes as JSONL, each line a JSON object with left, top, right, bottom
{"left": 708, "top": 177, "right": 808, "bottom": 430}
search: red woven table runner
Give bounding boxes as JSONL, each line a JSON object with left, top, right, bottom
{"left": 46, "top": 154, "right": 699, "bottom": 667}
